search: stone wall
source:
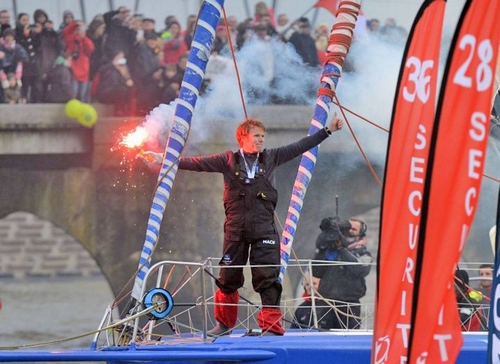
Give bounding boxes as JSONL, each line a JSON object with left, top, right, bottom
{"left": 0, "top": 212, "right": 101, "bottom": 279}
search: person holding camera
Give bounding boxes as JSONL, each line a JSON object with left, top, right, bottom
{"left": 311, "top": 217, "right": 372, "bottom": 330}
{"left": 62, "top": 20, "right": 94, "bottom": 103}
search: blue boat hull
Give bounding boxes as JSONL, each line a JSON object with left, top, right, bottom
{"left": 0, "top": 330, "right": 488, "bottom": 363}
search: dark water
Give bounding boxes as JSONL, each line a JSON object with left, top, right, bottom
{"left": 0, "top": 277, "right": 114, "bottom": 353}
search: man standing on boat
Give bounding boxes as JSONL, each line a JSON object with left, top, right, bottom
{"left": 140, "top": 115, "right": 343, "bottom": 336}
{"left": 311, "top": 217, "right": 372, "bottom": 330}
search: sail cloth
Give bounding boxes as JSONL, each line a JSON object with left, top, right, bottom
{"left": 279, "top": 0, "right": 360, "bottom": 283}
{"left": 408, "top": 0, "right": 500, "bottom": 362}
{"left": 131, "top": 0, "right": 225, "bottom": 301}
{"left": 372, "top": 0, "right": 446, "bottom": 362}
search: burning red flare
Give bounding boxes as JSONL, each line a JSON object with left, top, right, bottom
{"left": 120, "top": 126, "right": 149, "bottom": 149}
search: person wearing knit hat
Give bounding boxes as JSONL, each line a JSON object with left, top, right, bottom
{"left": 288, "top": 17, "right": 320, "bottom": 68}
{"left": 59, "top": 10, "right": 74, "bottom": 32}
{"left": 1, "top": 27, "right": 14, "bottom": 38}
{"left": 33, "top": 9, "right": 49, "bottom": 26}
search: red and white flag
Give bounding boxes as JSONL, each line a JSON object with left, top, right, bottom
{"left": 313, "top": 0, "right": 342, "bottom": 16}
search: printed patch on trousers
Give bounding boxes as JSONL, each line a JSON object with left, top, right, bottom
{"left": 262, "top": 239, "right": 276, "bottom": 245}
{"left": 221, "top": 254, "right": 232, "bottom": 265}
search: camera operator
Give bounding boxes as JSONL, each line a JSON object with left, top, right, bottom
{"left": 311, "top": 217, "right": 372, "bottom": 330}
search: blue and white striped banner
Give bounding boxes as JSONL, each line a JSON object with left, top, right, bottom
{"left": 132, "top": 0, "right": 225, "bottom": 301}
{"left": 278, "top": 64, "right": 340, "bottom": 283}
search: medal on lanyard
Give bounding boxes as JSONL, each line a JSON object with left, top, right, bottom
{"left": 240, "top": 149, "right": 259, "bottom": 184}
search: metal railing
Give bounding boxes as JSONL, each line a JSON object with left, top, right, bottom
{"left": 91, "top": 259, "right": 492, "bottom": 347}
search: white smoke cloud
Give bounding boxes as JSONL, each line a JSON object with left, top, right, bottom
{"left": 335, "top": 36, "right": 405, "bottom": 166}
{"left": 138, "top": 33, "right": 408, "bottom": 160}
{"left": 139, "top": 36, "right": 323, "bottom": 150}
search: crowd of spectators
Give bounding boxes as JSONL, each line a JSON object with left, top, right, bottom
{"left": 0, "top": 3, "right": 408, "bottom": 116}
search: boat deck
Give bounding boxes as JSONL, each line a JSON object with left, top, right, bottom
{"left": 0, "top": 330, "right": 488, "bottom": 363}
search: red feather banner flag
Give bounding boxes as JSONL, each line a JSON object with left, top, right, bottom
{"left": 408, "top": 0, "right": 500, "bottom": 362}
{"left": 372, "top": 0, "right": 446, "bottom": 362}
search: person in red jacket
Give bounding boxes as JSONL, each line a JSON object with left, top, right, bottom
{"left": 62, "top": 20, "right": 94, "bottom": 103}
{"left": 161, "top": 21, "right": 187, "bottom": 66}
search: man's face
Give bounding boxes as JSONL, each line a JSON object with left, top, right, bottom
{"left": 349, "top": 220, "right": 361, "bottom": 237}
{"left": 117, "top": 7, "right": 130, "bottom": 22}
{"left": 146, "top": 38, "right": 157, "bottom": 50}
{"left": 255, "top": 27, "right": 267, "bottom": 40}
{"left": 1, "top": 11, "right": 10, "bottom": 25}
{"left": 370, "top": 20, "right": 380, "bottom": 32}
{"left": 241, "top": 127, "right": 265, "bottom": 153}
{"left": 3, "top": 34, "right": 14, "bottom": 45}
{"left": 479, "top": 267, "right": 493, "bottom": 287}
{"left": 300, "top": 23, "right": 311, "bottom": 35}
{"left": 261, "top": 15, "right": 271, "bottom": 25}
{"left": 216, "top": 28, "right": 227, "bottom": 40}
{"left": 303, "top": 276, "right": 320, "bottom": 295}
{"left": 277, "top": 15, "right": 288, "bottom": 27}
{"left": 143, "top": 20, "right": 155, "bottom": 32}
{"left": 228, "top": 16, "right": 238, "bottom": 31}
{"left": 178, "top": 56, "right": 188, "bottom": 70}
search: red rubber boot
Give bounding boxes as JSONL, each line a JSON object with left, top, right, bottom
{"left": 258, "top": 307, "right": 285, "bottom": 335}
{"left": 208, "top": 289, "right": 239, "bottom": 336}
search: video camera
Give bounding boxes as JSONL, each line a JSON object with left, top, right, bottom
{"left": 316, "top": 216, "right": 352, "bottom": 250}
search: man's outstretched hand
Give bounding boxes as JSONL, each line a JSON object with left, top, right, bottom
{"left": 137, "top": 150, "right": 163, "bottom": 165}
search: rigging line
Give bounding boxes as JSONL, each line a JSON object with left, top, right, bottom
{"left": 122, "top": 255, "right": 181, "bottom": 314}
{"left": 285, "top": 245, "right": 361, "bottom": 327}
{"left": 162, "top": 264, "right": 177, "bottom": 290}
{"left": 171, "top": 265, "right": 204, "bottom": 296}
{"left": 112, "top": 270, "right": 140, "bottom": 308}
{"left": 120, "top": 254, "right": 183, "bottom": 309}
{"left": 332, "top": 99, "right": 389, "bottom": 132}
{"left": 334, "top": 97, "right": 500, "bottom": 183}
{"left": 335, "top": 94, "right": 382, "bottom": 188}
{"left": 221, "top": 6, "right": 248, "bottom": 119}
{"left": 334, "top": 101, "right": 500, "bottom": 183}
{"left": 484, "top": 173, "right": 500, "bottom": 183}
{"left": 201, "top": 266, "right": 302, "bottom": 328}
{"left": 183, "top": 265, "right": 208, "bottom": 313}
{"left": 454, "top": 277, "right": 489, "bottom": 329}
{"left": 0, "top": 302, "right": 160, "bottom": 350}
